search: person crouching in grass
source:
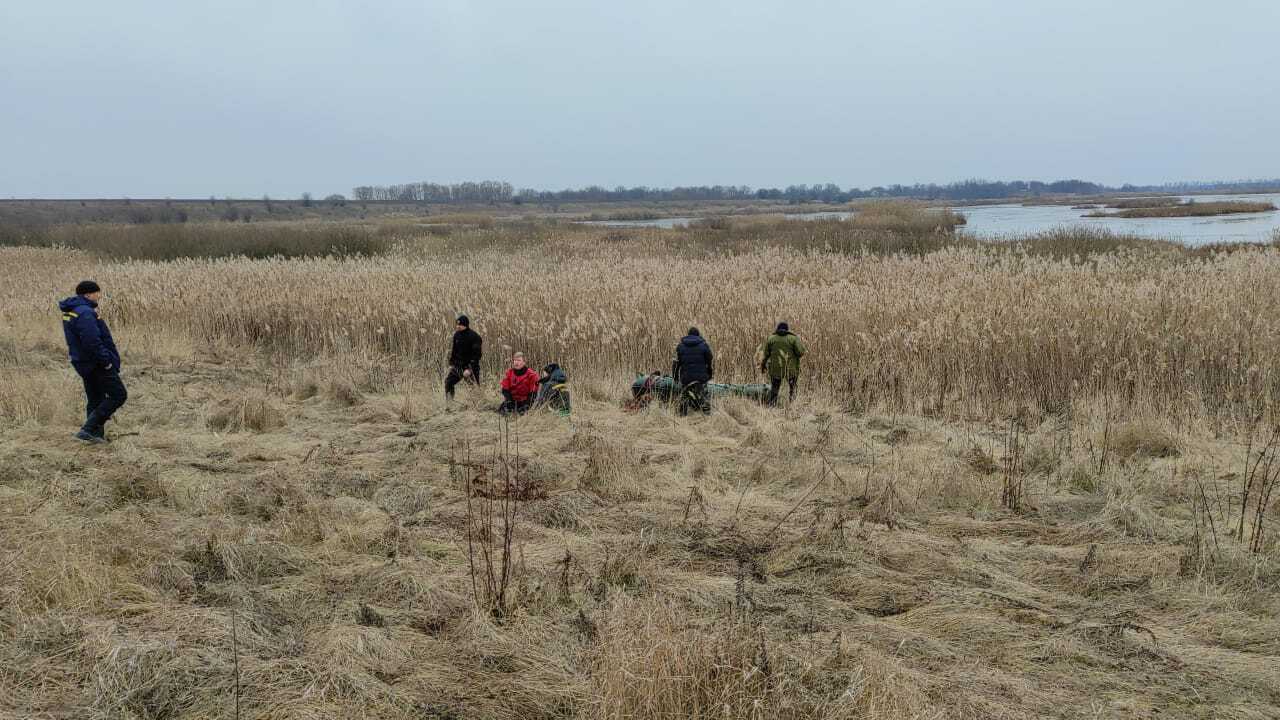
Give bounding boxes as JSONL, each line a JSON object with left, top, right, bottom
{"left": 60, "top": 280, "right": 127, "bottom": 443}
{"left": 499, "top": 352, "right": 539, "bottom": 415}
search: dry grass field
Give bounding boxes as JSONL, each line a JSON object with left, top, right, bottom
{"left": 2, "top": 213, "right": 1280, "bottom": 719}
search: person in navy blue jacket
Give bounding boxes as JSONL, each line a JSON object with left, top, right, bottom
{"left": 672, "top": 327, "right": 714, "bottom": 416}
{"left": 60, "top": 280, "right": 127, "bottom": 443}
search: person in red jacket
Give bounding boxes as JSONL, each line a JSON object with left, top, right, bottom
{"left": 499, "top": 352, "right": 539, "bottom": 415}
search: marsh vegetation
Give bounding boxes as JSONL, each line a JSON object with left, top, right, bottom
{"left": 2, "top": 207, "right": 1279, "bottom": 718}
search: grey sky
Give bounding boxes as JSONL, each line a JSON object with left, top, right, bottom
{"left": 3, "top": 1, "right": 1278, "bottom": 198}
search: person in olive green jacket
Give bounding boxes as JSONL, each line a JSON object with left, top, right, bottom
{"left": 760, "top": 322, "right": 806, "bottom": 405}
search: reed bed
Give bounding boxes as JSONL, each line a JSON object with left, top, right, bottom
{"left": 3, "top": 222, "right": 1280, "bottom": 425}
{"left": 0, "top": 222, "right": 391, "bottom": 260}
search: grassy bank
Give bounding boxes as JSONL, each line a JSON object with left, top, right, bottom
{"left": 1087, "top": 200, "right": 1277, "bottom": 218}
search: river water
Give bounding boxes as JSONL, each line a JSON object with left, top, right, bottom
{"left": 957, "top": 193, "right": 1280, "bottom": 245}
{"left": 581, "top": 193, "right": 1280, "bottom": 245}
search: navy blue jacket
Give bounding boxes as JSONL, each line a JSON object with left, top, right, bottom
{"left": 673, "top": 334, "right": 714, "bottom": 384}
{"left": 60, "top": 295, "right": 121, "bottom": 373}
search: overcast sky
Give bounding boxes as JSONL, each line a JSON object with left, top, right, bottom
{"left": 3, "top": 1, "right": 1278, "bottom": 198}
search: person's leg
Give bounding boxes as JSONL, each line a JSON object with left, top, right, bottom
{"left": 698, "top": 384, "right": 711, "bottom": 414}
{"left": 84, "top": 370, "right": 127, "bottom": 437}
{"left": 787, "top": 376, "right": 798, "bottom": 401}
{"left": 82, "top": 370, "right": 106, "bottom": 430}
{"left": 444, "top": 367, "right": 462, "bottom": 399}
{"left": 767, "top": 377, "right": 782, "bottom": 406}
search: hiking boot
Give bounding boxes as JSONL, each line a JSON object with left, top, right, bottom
{"left": 74, "top": 429, "right": 108, "bottom": 444}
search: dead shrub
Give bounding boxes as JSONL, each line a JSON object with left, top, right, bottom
{"left": 963, "top": 445, "right": 998, "bottom": 474}
{"left": 326, "top": 378, "right": 364, "bottom": 406}
{"left": 1064, "top": 461, "right": 1100, "bottom": 494}
{"left": 1109, "top": 422, "right": 1181, "bottom": 460}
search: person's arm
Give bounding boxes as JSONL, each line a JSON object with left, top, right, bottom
{"left": 793, "top": 336, "right": 807, "bottom": 358}
{"left": 471, "top": 334, "right": 483, "bottom": 365}
{"left": 75, "top": 310, "right": 113, "bottom": 369}
{"left": 448, "top": 334, "right": 459, "bottom": 366}
{"left": 704, "top": 345, "right": 714, "bottom": 380}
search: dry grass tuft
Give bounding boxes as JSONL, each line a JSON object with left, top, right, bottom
{"left": 206, "top": 394, "right": 287, "bottom": 433}
{"left": 590, "top": 599, "right": 833, "bottom": 719}
{"left": 1109, "top": 422, "right": 1181, "bottom": 460}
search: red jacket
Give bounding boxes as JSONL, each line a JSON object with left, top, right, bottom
{"left": 501, "top": 367, "right": 540, "bottom": 403}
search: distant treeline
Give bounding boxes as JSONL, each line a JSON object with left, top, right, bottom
{"left": 348, "top": 178, "right": 1280, "bottom": 205}
{"left": 1120, "top": 179, "right": 1280, "bottom": 194}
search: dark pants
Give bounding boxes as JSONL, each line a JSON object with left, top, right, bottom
{"left": 678, "top": 381, "right": 710, "bottom": 416}
{"left": 445, "top": 364, "right": 480, "bottom": 398}
{"left": 498, "top": 398, "right": 533, "bottom": 415}
{"left": 79, "top": 367, "right": 128, "bottom": 436}
{"left": 768, "top": 376, "right": 798, "bottom": 405}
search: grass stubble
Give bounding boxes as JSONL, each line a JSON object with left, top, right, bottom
{"left": 1, "top": 207, "right": 1279, "bottom": 718}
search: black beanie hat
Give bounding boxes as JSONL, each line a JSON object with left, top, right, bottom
{"left": 456, "top": 315, "right": 470, "bottom": 327}
{"left": 687, "top": 327, "right": 700, "bottom": 337}
{"left": 76, "top": 280, "right": 101, "bottom": 295}
{"left": 777, "top": 322, "right": 789, "bottom": 333}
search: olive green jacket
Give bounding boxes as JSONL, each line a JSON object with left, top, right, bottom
{"left": 761, "top": 332, "right": 806, "bottom": 379}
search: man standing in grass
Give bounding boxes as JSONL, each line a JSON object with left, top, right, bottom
{"left": 60, "top": 280, "right": 127, "bottom": 443}
{"left": 761, "top": 322, "right": 806, "bottom": 406}
{"left": 673, "top": 327, "right": 714, "bottom": 416}
{"left": 445, "top": 315, "right": 483, "bottom": 400}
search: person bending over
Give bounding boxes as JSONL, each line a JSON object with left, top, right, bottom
{"left": 673, "top": 327, "right": 713, "bottom": 416}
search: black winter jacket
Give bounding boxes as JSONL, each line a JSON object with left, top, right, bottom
{"left": 673, "top": 334, "right": 714, "bottom": 384}
{"left": 449, "top": 328, "right": 483, "bottom": 370}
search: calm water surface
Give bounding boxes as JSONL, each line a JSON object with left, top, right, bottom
{"left": 580, "top": 194, "right": 1280, "bottom": 245}
{"left": 957, "top": 194, "right": 1280, "bottom": 245}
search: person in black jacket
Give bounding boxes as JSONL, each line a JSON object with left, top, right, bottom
{"left": 672, "top": 327, "right": 713, "bottom": 416}
{"left": 445, "top": 315, "right": 483, "bottom": 400}
{"left": 60, "top": 280, "right": 127, "bottom": 443}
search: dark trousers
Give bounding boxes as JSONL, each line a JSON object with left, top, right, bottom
{"left": 80, "top": 367, "right": 128, "bottom": 436}
{"left": 768, "top": 376, "right": 798, "bottom": 405}
{"left": 498, "top": 398, "right": 533, "bottom": 415}
{"left": 678, "top": 381, "right": 710, "bottom": 416}
{"left": 445, "top": 364, "right": 480, "bottom": 398}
